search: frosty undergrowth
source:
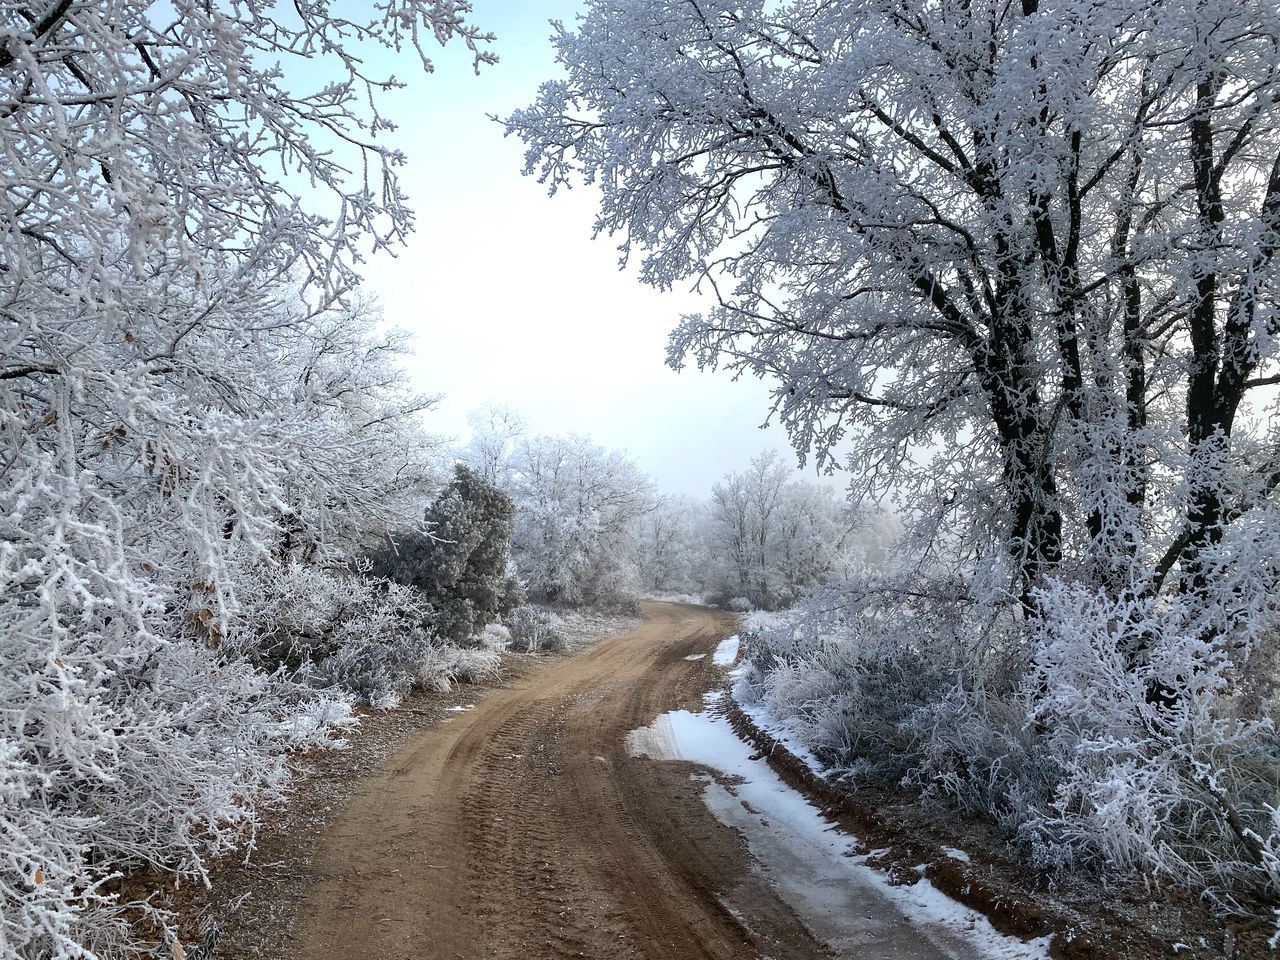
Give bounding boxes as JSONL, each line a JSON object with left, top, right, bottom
{"left": 737, "top": 572, "right": 1280, "bottom": 924}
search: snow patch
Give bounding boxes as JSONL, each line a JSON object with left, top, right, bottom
{"left": 684, "top": 653, "right": 707, "bottom": 661}
{"left": 712, "top": 634, "right": 740, "bottom": 667}
{"left": 942, "top": 846, "right": 972, "bottom": 864}
{"left": 736, "top": 696, "right": 827, "bottom": 775}
{"left": 628, "top": 701, "right": 1051, "bottom": 959}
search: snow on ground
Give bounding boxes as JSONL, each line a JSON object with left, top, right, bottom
{"left": 736, "top": 697, "right": 828, "bottom": 775}
{"left": 627, "top": 695, "right": 1051, "bottom": 960}
{"left": 684, "top": 653, "right": 707, "bottom": 661}
{"left": 642, "top": 592, "right": 708, "bottom": 606}
{"left": 712, "top": 634, "right": 740, "bottom": 667}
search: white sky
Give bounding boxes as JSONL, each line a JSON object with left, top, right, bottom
{"left": 355, "top": 0, "right": 834, "bottom": 497}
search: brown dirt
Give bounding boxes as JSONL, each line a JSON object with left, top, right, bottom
{"left": 150, "top": 612, "right": 647, "bottom": 959}
{"left": 290, "top": 601, "right": 830, "bottom": 960}
{"left": 146, "top": 659, "right": 535, "bottom": 958}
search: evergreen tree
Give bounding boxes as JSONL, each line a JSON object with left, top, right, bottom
{"left": 369, "top": 465, "right": 521, "bottom": 642}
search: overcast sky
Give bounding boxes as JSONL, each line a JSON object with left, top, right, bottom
{"left": 356, "top": 0, "right": 835, "bottom": 497}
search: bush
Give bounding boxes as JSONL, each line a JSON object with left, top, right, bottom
{"left": 409, "top": 644, "right": 501, "bottom": 691}
{"left": 481, "top": 622, "right": 513, "bottom": 650}
{"left": 736, "top": 580, "right": 965, "bottom": 778}
{"left": 444, "top": 647, "right": 504, "bottom": 685}
{"left": 229, "top": 561, "right": 501, "bottom": 706}
{"left": 1010, "top": 581, "right": 1280, "bottom": 903}
{"left": 0, "top": 623, "right": 352, "bottom": 959}
{"left": 367, "top": 464, "right": 521, "bottom": 643}
{"left": 507, "top": 605, "right": 568, "bottom": 653}
{"left": 736, "top": 573, "right": 1280, "bottom": 919}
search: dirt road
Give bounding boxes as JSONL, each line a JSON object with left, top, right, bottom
{"left": 292, "top": 602, "right": 834, "bottom": 960}
{"left": 290, "top": 602, "right": 1013, "bottom": 960}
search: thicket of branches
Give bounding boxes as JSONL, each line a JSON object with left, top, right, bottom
{"left": 464, "top": 407, "right": 657, "bottom": 610}
{"left": 701, "top": 450, "right": 891, "bottom": 608}
{"left": 633, "top": 451, "right": 895, "bottom": 609}
{"left": 512, "top": 0, "right": 1280, "bottom": 923}
{"left": 0, "top": 2, "right": 496, "bottom": 956}
{"left": 463, "top": 405, "right": 884, "bottom": 613}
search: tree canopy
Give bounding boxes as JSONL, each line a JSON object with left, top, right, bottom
{"left": 510, "top": 0, "right": 1280, "bottom": 614}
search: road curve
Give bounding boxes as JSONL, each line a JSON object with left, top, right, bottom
{"left": 292, "top": 601, "right": 836, "bottom": 960}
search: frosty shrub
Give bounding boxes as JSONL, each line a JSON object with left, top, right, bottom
{"left": 736, "top": 578, "right": 971, "bottom": 780}
{"left": 507, "top": 606, "right": 568, "bottom": 654}
{"left": 442, "top": 647, "right": 504, "bottom": 685}
{"left": 0, "top": 619, "right": 352, "bottom": 959}
{"left": 367, "top": 465, "right": 521, "bottom": 643}
{"left": 739, "top": 573, "right": 1280, "bottom": 914}
{"left": 231, "top": 562, "right": 500, "bottom": 707}
{"left": 410, "top": 644, "right": 501, "bottom": 693}
{"left": 1015, "top": 579, "right": 1280, "bottom": 906}
{"left": 725, "top": 597, "right": 754, "bottom": 613}
{"left": 231, "top": 563, "right": 428, "bottom": 672}
{"left": 579, "top": 560, "right": 645, "bottom": 615}
{"left": 482, "top": 623, "right": 513, "bottom": 650}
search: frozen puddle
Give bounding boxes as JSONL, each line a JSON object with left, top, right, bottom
{"left": 626, "top": 701, "right": 1051, "bottom": 960}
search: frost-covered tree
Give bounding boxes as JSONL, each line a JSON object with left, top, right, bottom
{"left": 704, "top": 451, "right": 865, "bottom": 608}
{"left": 512, "top": 0, "right": 1280, "bottom": 923}
{"left": 707, "top": 451, "right": 790, "bottom": 607}
{"left": 463, "top": 403, "right": 527, "bottom": 488}
{"left": 509, "top": 0, "right": 1280, "bottom": 613}
{"left": 1, "top": 2, "right": 490, "bottom": 955}
{"left": 368, "top": 464, "right": 521, "bottom": 642}
{"left": 636, "top": 494, "right": 708, "bottom": 593}
{"left": 461, "top": 413, "right": 659, "bottom": 609}
{"left": 506, "top": 434, "right": 657, "bottom": 608}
